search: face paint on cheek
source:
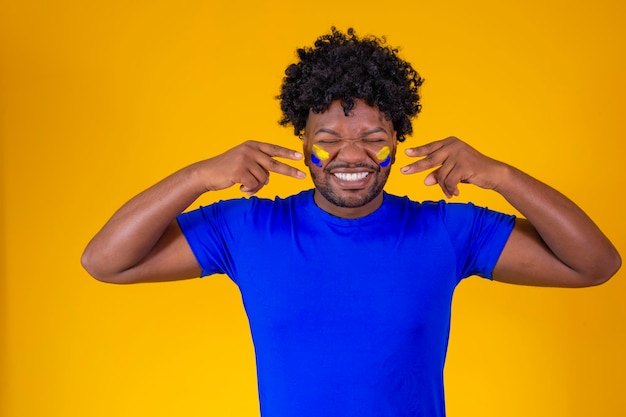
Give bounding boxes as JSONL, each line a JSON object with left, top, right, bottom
{"left": 311, "top": 144, "right": 330, "bottom": 168}
{"left": 376, "top": 146, "right": 391, "bottom": 168}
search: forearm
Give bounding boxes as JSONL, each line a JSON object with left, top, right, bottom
{"left": 495, "top": 163, "right": 621, "bottom": 283}
{"left": 81, "top": 162, "right": 207, "bottom": 280}
{"left": 82, "top": 141, "right": 304, "bottom": 283}
{"left": 403, "top": 136, "right": 621, "bottom": 286}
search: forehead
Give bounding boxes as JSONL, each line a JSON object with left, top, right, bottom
{"left": 305, "top": 100, "right": 393, "bottom": 136}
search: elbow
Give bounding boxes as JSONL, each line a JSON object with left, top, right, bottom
{"left": 80, "top": 248, "right": 128, "bottom": 285}
{"left": 602, "top": 248, "right": 622, "bottom": 283}
{"left": 581, "top": 249, "right": 622, "bottom": 287}
{"left": 80, "top": 248, "right": 99, "bottom": 280}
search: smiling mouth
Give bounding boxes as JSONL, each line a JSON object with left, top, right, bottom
{"left": 333, "top": 172, "right": 369, "bottom": 181}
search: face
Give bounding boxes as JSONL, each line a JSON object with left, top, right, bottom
{"left": 303, "top": 99, "right": 397, "bottom": 218}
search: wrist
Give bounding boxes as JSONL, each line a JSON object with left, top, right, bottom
{"left": 184, "top": 160, "right": 216, "bottom": 194}
{"left": 491, "top": 163, "right": 520, "bottom": 195}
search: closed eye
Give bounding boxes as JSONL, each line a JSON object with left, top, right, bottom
{"left": 317, "top": 139, "right": 342, "bottom": 145}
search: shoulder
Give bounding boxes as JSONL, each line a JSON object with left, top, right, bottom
{"left": 245, "top": 189, "right": 313, "bottom": 216}
{"left": 178, "top": 190, "right": 313, "bottom": 241}
{"left": 382, "top": 192, "right": 471, "bottom": 216}
{"left": 183, "top": 189, "right": 313, "bottom": 222}
{"left": 382, "top": 193, "right": 514, "bottom": 227}
{"left": 204, "top": 189, "right": 312, "bottom": 210}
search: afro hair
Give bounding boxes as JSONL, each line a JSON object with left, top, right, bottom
{"left": 278, "top": 27, "right": 423, "bottom": 142}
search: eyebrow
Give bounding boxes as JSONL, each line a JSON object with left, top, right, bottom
{"left": 313, "top": 127, "right": 388, "bottom": 137}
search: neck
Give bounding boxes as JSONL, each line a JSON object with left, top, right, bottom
{"left": 313, "top": 190, "right": 384, "bottom": 219}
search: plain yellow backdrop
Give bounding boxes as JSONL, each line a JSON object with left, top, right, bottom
{"left": 1, "top": 0, "right": 625, "bottom": 416}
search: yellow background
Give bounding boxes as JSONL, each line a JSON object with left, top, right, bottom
{"left": 1, "top": 0, "right": 625, "bottom": 416}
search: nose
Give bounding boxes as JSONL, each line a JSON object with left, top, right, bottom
{"left": 336, "top": 141, "right": 369, "bottom": 164}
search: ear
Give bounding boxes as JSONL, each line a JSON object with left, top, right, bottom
{"left": 391, "top": 131, "right": 398, "bottom": 163}
{"left": 301, "top": 133, "right": 311, "bottom": 167}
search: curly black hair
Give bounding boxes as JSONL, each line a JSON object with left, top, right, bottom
{"left": 278, "top": 27, "right": 423, "bottom": 142}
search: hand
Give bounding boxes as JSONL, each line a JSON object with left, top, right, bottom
{"left": 201, "top": 140, "right": 306, "bottom": 195}
{"left": 400, "top": 136, "right": 504, "bottom": 198}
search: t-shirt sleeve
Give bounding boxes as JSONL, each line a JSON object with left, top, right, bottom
{"left": 443, "top": 202, "right": 516, "bottom": 280}
{"left": 176, "top": 199, "right": 248, "bottom": 279}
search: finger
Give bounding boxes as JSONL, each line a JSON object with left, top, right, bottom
{"left": 401, "top": 142, "right": 453, "bottom": 175}
{"left": 400, "top": 151, "right": 447, "bottom": 175}
{"left": 247, "top": 142, "right": 305, "bottom": 179}
{"left": 258, "top": 142, "right": 304, "bottom": 161}
{"left": 238, "top": 170, "right": 264, "bottom": 194}
{"left": 263, "top": 157, "right": 306, "bottom": 180}
{"left": 241, "top": 164, "right": 273, "bottom": 194}
{"left": 423, "top": 169, "right": 452, "bottom": 199}
{"left": 404, "top": 139, "right": 447, "bottom": 158}
{"left": 400, "top": 160, "right": 428, "bottom": 175}
{"left": 435, "top": 161, "right": 460, "bottom": 198}
{"left": 424, "top": 170, "right": 438, "bottom": 186}
{"left": 241, "top": 183, "right": 264, "bottom": 195}
{"left": 240, "top": 177, "right": 269, "bottom": 195}
{"left": 247, "top": 163, "right": 270, "bottom": 184}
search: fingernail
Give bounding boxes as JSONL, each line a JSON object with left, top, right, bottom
{"left": 294, "top": 152, "right": 303, "bottom": 159}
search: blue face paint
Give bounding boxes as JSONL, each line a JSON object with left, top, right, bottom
{"left": 311, "top": 153, "right": 323, "bottom": 167}
{"left": 379, "top": 155, "right": 391, "bottom": 167}
{"left": 311, "top": 144, "right": 329, "bottom": 168}
{"left": 376, "top": 146, "right": 391, "bottom": 167}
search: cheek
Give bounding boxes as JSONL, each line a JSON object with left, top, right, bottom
{"left": 308, "top": 164, "right": 324, "bottom": 184}
{"left": 311, "top": 144, "right": 330, "bottom": 168}
{"left": 310, "top": 153, "right": 324, "bottom": 168}
{"left": 376, "top": 146, "right": 392, "bottom": 167}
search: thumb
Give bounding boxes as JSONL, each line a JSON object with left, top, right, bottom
{"left": 424, "top": 170, "right": 438, "bottom": 186}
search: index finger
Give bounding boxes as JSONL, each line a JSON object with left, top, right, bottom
{"left": 265, "top": 157, "right": 307, "bottom": 180}
{"left": 404, "top": 139, "right": 446, "bottom": 158}
{"left": 254, "top": 142, "right": 306, "bottom": 180}
{"left": 400, "top": 141, "right": 449, "bottom": 175}
{"left": 259, "top": 142, "right": 304, "bottom": 161}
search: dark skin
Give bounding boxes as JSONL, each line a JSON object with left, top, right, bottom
{"left": 82, "top": 100, "right": 621, "bottom": 286}
{"left": 402, "top": 136, "right": 620, "bottom": 286}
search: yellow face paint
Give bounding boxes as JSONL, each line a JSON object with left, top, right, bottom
{"left": 376, "top": 146, "right": 391, "bottom": 167}
{"left": 312, "top": 144, "right": 330, "bottom": 160}
{"left": 311, "top": 144, "right": 330, "bottom": 167}
{"left": 376, "top": 146, "right": 390, "bottom": 160}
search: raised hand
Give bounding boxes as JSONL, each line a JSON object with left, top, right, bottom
{"left": 82, "top": 140, "right": 306, "bottom": 283}
{"left": 399, "top": 136, "right": 620, "bottom": 287}
{"left": 202, "top": 140, "right": 306, "bottom": 195}
{"left": 400, "top": 136, "right": 505, "bottom": 198}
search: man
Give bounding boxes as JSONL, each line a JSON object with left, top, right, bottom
{"left": 82, "top": 28, "right": 620, "bottom": 417}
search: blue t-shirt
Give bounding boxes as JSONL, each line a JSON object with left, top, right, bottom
{"left": 177, "top": 190, "right": 515, "bottom": 417}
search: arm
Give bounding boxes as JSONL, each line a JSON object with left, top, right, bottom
{"left": 81, "top": 141, "right": 305, "bottom": 284}
{"left": 401, "top": 136, "right": 621, "bottom": 287}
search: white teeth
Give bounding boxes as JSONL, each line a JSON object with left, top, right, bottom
{"left": 334, "top": 172, "right": 369, "bottom": 181}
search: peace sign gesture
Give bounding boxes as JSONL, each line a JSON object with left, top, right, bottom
{"left": 400, "top": 136, "right": 505, "bottom": 198}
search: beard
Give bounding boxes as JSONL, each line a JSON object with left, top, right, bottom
{"left": 310, "top": 163, "right": 390, "bottom": 208}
